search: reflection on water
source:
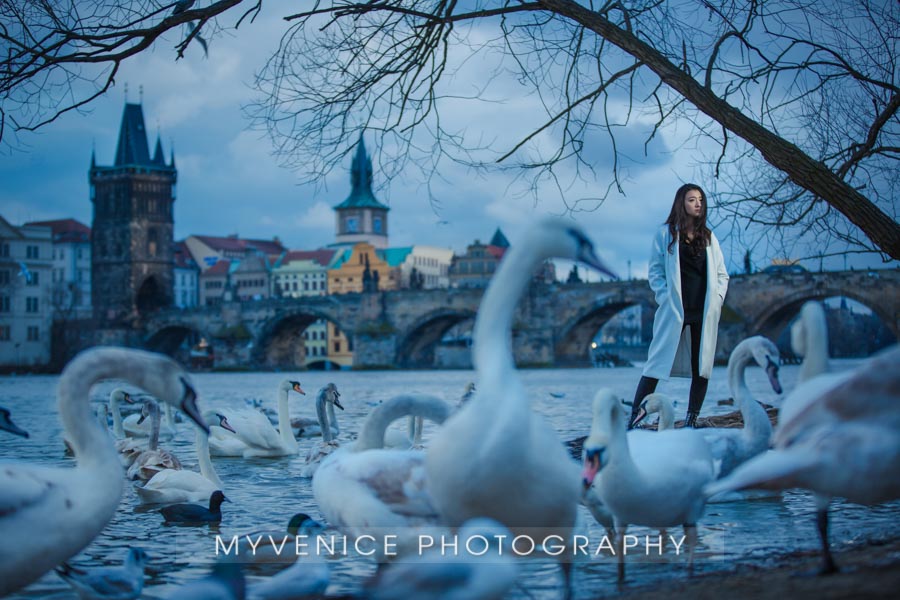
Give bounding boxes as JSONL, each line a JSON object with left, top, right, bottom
{"left": 1, "top": 361, "right": 897, "bottom": 598}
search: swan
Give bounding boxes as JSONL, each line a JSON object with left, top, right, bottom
{"left": 300, "top": 384, "right": 344, "bottom": 478}
{"left": 364, "top": 518, "right": 518, "bottom": 600}
{"left": 123, "top": 399, "right": 177, "bottom": 440}
{"left": 0, "top": 406, "right": 29, "bottom": 438}
{"left": 424, "top": 218, "right": 617, "bottom": 592}
{"left": 134, "top": 411, "right": 233, "bottom": 505}
{"left": 55, "top": 546, "right": 149, "bottom": 600}
{"left": 792, "top": 301, "right": 830, "bottom": 383}
{"left": 216, "top": 379, "right": 306, "bottom": 458}
{"left": 291, "top": 388, "right": 340, "bottom": 439}
{"left": 312, "top": 394, "right": 452, "bottom": 558}
{"left": 104, "top": 389, "right": 144, "bottom": 465}
{"left": 0, "top": 346, "right": 205, "bottom": 597}
{"left": 126, "top": 399, "right": 183, "bottom": 481}
{"left": 582, "top": 389, "right": 715, "bottom": 583}
{"left": 382, "top": 414, "right": 424, "bottom": 449}
{"left": 705, "top": 344, "right": 900, "bottom": 574}
{"left": 701, "top": 336, "right": 782, "bottom": 480}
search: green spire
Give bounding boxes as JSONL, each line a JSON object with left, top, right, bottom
{"left": 335, "top": 134, "right": 389, "bottom": 210}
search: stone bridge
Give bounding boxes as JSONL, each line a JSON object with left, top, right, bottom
{"left": 142, "top": 269, "right": 899, "bottom": 369}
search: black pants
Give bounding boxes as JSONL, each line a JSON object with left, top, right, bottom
{"left": 630, "top": 320, "right": 709, "bottom": 425}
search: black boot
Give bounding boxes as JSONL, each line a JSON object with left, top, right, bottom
{"left": 629, "top": 376, "right": 658, "bottom": 429}
{"left": 684, "top": 410, "right": 700, "bottom": 428}
{"left": 684, "top": 375, "right": 709, "bottom": 428}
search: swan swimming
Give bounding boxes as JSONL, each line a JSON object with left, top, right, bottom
{"left": 126, "top": 399, "right": 183, "bottom": 481}
{"left": 122, "top": 398, "right": 177, "bottom": 440}
{"left": 313, "top": 393, "right": 452, "bottom": 559}
{"left": 0, "top": 347, "right": 206, "bottom": 597}
{"left": 300, "top": 383, "right": 344, "bottom": 478}
{"left": 291, "top": 386, "right": 341, "bottom": 439}
{"left": 134, "top": 411, "right": 233, "bottom": 505}
{"left": 215, "top": 379, "right": 305, "bottom": 458}
{"left": 425, "top": 218, "right": 617, "bottom": 593}
{"left": 582, "top": 389, "right": 715, "bottom": 583}
{"left": 705, "top": 344, "right": 900, "bottom": 573}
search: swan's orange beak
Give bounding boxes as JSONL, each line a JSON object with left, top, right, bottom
{"left": 292, "top": 383, "right": 306, "bottom": 395}
{"left": 582, "top": 448, "right": 604, "bottom": 490}
{"left": 218, "top": 414, "right": 237, "bottom": 434}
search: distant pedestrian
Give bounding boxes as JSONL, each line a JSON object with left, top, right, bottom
{"left": 629, "top": 184, "right": 729, "bottom": 428}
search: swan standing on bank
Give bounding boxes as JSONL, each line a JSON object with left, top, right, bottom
{"left": 0, "top": 347, "right": 206, "bottom": 597}
{"left": 313, "top": 394, "right": 452, "bottom": 557}
{"left": 582, "top": 389, "right": 715, "bottom": 583}
{"left": 0, "top": 406, "right": 29, "bottom": 438}
{"left": 215, "top": 379, "right": 306, "bottom": 458}
{"left": 300, "top": 383, "right": 344, "bottom": 478}
{"left": 425, "top": 218, "right": 617, "bottom": 591}
{"left": 705, "top": 344, "right": 900, "bottom": 573}
{"left": 135, "top": 412, "right": 233, "bottom": 505}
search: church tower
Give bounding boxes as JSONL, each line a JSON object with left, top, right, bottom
{"left": 90, "top": 102, "right": 176, "bottom": 323}
{"left": 333, "top": 135, "right": 390, "bottom": 249}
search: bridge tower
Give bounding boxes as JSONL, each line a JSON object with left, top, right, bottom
{"left": 333, "top": 135, "right": 390, "bottom": 249}
{"left": 89, "top": 102, "right": 177, "bottom": 324}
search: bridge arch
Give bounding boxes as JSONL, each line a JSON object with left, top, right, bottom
{"left": 394, "top": 308, "right": 477, "bottom": 368}
{"left": 144, "top": 322, "right": 216, "bottom": 367}
{"left": 750, "top": 287, "right": 898, "bottom": 342}
{"left": 253, "top": 308, "right": 352, "bottom": 369}
{"left": 555, "top": 295, "right": 654, "bottom": 367}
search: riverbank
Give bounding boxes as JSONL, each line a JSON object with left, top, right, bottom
{"left": 617, "top": 536, "right": 900, "bottom": 600}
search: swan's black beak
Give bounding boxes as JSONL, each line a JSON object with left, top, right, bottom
{"left": 578, "top": 247, "right": 618, "bottom": 281}
{"left": 180, "top": 379, "right": 208, "bottom": 434}
{"left": 765, "top": 358, "right": 782, "bottom": 394}
{"left": 0, "top": 413, "right": 29, "bottom": 438}
{"left": 333, "top": 397, "right": 345, "bottom": 410}
{"left": 136, "top": 413, "right": 147, "bottom": 425}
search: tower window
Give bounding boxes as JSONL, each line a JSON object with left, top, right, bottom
{"left": 373, "top": 217, "right": 382, "bottom": 233}
{"left": 346, "top": 217, "right": 359, "bottom": 233}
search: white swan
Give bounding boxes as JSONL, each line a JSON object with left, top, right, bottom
{"left": 582, "top": 389, "right": 715, "bottom": 582}
{"left": 364, "top": 518, "right": 518, "bottom": 600}
{"left": 291, "top": 392, "right": 340, "bottom": 439}
{"left": 629, "top": 392, "right": 676, "bottom": 431}
{"left": 705, "top": 344, "right": 900, "bottom": 573}
{"left": 313, "top": 394, "right": 452, "bottom": 558}
{"left": 382, "top": 415, "right": 424, "bottom": 449}
{"left": 300, "top": 384, "right": 344, "bottom": 478}
{"left": 122, "top": 398, "right": 177, "bottom": 440}
{"left": 134, "top": 411, "right": 232, "bottom": 505}
{"left": 215, "top": 379, "right": 305, "bottom": 458}
{"left": 792, "top": 301, "right": 830, "bottom": 383}
{"left": 0, "top": 347, "right": 205, "bottom": 597}
{"left": 55, "top": 546, "right": 148, "bottom": 600}
{"left": 126, "top": 399, "right": 183, "bottom": 481}
{"left": 1, "top": 406, "right": 29, "bottom": 438}
{"left": 702, "top": 336, "right": 782, "bottom": 481}
{"left": 424, "top": 218, "right": 617, "bottom": 592}
{"left": 104, "top": 389, "right": 144, "bottom": 466}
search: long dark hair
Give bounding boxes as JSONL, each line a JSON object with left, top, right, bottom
{"left": 665, "top": 183, "right": 710, "bottom": 254}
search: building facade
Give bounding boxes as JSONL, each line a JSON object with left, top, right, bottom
{"left": 183, "top": 234, "right": 284, "bottom": 272}
{"left": 394, "top": 245, "right": 453, "bottom": 289}
{"left": 24, "top": 219, "right": 92, "bottom": 320}
{"left": 173, "top": 241, "right": 200, "bottom": 309}
{"left": 90, "top": 102, "right": 177, "bottom": 323}
{"left": 448, "top": 228, "right": 509, "bottom": 288}
{"left": 0, "top": 216, "right": 54, "bottom": 367}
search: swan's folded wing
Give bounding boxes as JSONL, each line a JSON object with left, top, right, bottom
{"left": 224, "top": 408, "right": 281, "bottom": 449}
{"left": 703, "top": 446, "right": 819, "bottom": 498}
{"left": 359, "top": 459, "right": 438, "bottom": 518}
{"left": 0, "top": 466, "right": 52, "bottom": 517}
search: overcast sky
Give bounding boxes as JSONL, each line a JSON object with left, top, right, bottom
{"left": 0, "top": 3, "right": 894, "bottom": 283}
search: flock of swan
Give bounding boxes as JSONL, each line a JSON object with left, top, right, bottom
{"left": 0, "top": 218, "right": 897, "bottom": 599}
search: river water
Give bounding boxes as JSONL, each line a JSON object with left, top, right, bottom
{"left": 1, "top": 360, "right": 897, "bottom": 598}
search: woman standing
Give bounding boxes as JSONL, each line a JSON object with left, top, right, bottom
{"left": 629, "top": 184, "right": 729, "bottom": 428}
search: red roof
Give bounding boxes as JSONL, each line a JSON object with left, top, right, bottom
{"left": 174, "top": 241, "right": 198, "bottom": 270}
{"left": 280, "top": 249, "right": 336, "bottom": 267}
{"left": 203, "top": 259, "right": 232, "bottom": 276}
{"left": 24, "top": 219, "right": 91, "bottom": 242}
{"left": 486, "top": 245, "right": 507, "bottom": 259}
{"left": 193, "top": 234, "right": 284, "bottom": 256}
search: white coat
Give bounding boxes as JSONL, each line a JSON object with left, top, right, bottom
{"left": 643, "top": 225, "right": 729, "bottom": 380}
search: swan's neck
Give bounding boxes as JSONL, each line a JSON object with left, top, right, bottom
{"left": 316, "top": 394, "right": 333, "bottom": 443}
{"left": 58, "top": 355, "right": 127, "bottom": 472}
{"left": 408, "top": 415, "right": 424, "bottom": 444}
{"left": 356, "top": 394, "right": 451, "bottom": 452}
{"left": 728, "top": 345, "right": 772, "bottom": 439}
{"left": 326, "top": 401, "right": 339, "bottom": 435}
{"left": 799, "top": 312, "right": 830, "bottom": 382}
{"left": 276, "top": 386, "right": 297, "bottom": 449}
{"left": 196, "top": 427, "right": 223, "bottom": 488}
{"left": 656, "top": 401, "right": 675, "bottom": 431}
{"left": 164, "top": 403, "right": 176, "bottom": 430}
{"left": 606, "top": 425, "right": 642, "bottom": 485}
{"left": 148, "top": 407, "right": 161, "bottom": 451}
{"left": 473, "top": 241, "right": 543, "bottom": 383}
{"left": 110, "top": 396, "right": 125, "bottom": 439}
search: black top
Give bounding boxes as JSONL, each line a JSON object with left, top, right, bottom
{"left": 679, "top": 235, "right": 707, "bottom": 322}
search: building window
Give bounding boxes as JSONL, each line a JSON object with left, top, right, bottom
{"left": 27, "top": 326, "right": 39, "bottom": 341}
{"left": 334, "top": 341, "right": 341, "bottom": 353}
{"left": 0, "top": 243, "right": 8, "bottom": 257}
{"left": 0, "top": 297, "right": 9, "bottom": 312}
{"left": 0, "top": 270, "right": 9, "bottom": 285}
{"left": 27, "top": 271, "right": 39, "bottom": 286}
{"left": 0, "top": 325, "right": 9, "bottom": 341}
{"left": 373, "top": 217, "right": 382, "bottom": 233}
{"left": 148, "top": 228, "right": 158, "bottom": 257}
{"left": 26, "top": 245, "right": 39, "bottom": 259}
{"left": 346, "top": 217, "right": 358, "bottom": 233}
{"left": 26, "top": 297, "right": 39, "bottom": 313}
